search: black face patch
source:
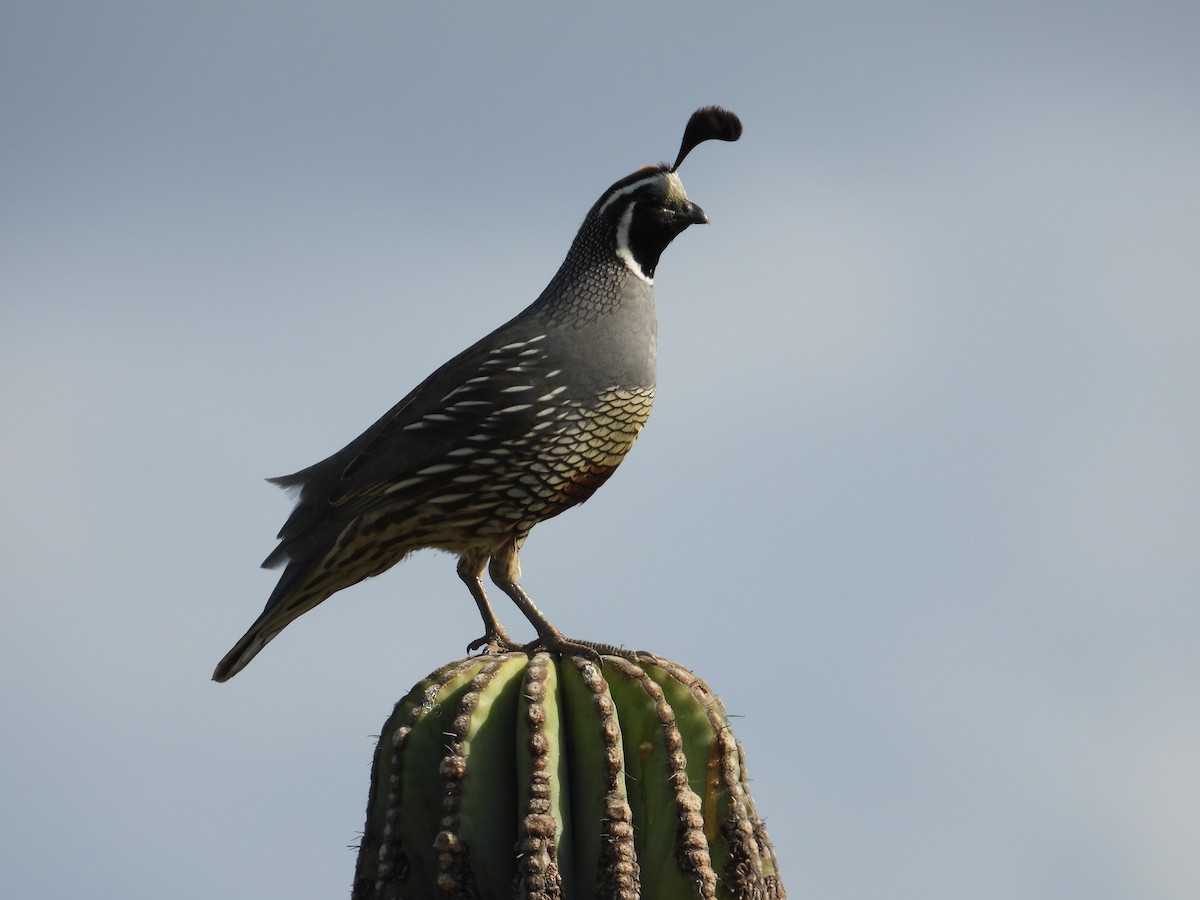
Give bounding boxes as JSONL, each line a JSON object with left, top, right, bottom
{"left": 596, "top": 172, "right": 704, "bottom": 281}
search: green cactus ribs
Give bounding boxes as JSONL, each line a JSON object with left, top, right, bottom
{"left": 353, "top": 652, "right": 785, "bottom": 900}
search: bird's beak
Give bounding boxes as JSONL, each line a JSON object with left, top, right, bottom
{"left": 682, "top": 201, "right": 709, "bottom": 225}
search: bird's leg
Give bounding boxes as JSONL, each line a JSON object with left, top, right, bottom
{"left": 487, "top": 538, "right": 649, "bottom": 663}
{"left": 458, "top": 552, "right": 519, "bottom": 654}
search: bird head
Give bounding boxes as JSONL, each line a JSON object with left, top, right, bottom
{"left": 592, "top": 106, "right": 742, "bottom": 282}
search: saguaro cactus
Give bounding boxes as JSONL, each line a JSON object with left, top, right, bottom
{"left": 353, "top": 652, "right": 784, "bottom": 900}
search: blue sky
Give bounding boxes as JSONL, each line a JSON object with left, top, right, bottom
{"left": 2, "top": 3, "right": 1198, "bottom": 898}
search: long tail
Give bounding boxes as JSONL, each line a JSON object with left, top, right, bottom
{"left": 212, "top": 572, "right": 332, "bottom": 682}
{"left": 212, "top": 555, "right": 330, "bottom": 682}
{"left": 212, "top": 619, "right": 280, "bottom": 682}
{"left": 213, "top": 510, "right": 345, "bottom": 681}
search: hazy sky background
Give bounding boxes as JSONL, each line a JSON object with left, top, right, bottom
{"left": 3, "top": 3, "right": 1198, "bottom": 898}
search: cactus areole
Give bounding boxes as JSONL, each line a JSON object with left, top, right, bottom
{"left": 352, "top": 652, "right": 784, "bottom": 900}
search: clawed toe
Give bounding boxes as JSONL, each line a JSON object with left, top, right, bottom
{"left": 521, "top": 632, "right": 657, "bottom": 665}
{"left": 518, "top": 635, "right": 600, "bottom": 664}
{"left": 467, "top": 628, "right": 520, "bottom": 655}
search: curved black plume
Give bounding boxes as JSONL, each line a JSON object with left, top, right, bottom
{"left": 671, "top": 106, "right": 743, "bottom": 172}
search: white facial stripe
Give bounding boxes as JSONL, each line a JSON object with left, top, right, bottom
{"left": 614, "top": 203, "right": 653, "bottom": 284}
{"left": 598, "top": 172, "right": 663, "bottom": 215}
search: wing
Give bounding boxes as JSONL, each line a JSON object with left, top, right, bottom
{"left": 262, "top": 315, "right": 557, "bottom": 568}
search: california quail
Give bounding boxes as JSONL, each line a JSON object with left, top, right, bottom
{"left": 213, "top": 106, "right": 742, "bottom": 682}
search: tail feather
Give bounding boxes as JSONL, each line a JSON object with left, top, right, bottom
{"left": 216, "top": 521, "right": 343, "bottom": 681}
{"left": 212, "top": 567, "right": 326, "bottom": 681}
{"left": 213, "top": 560, "right": 324, "bottom": 682}
{"left": 212, "top": 627, "right": 275, "bottom": 682}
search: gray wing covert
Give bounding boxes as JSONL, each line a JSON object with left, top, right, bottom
{"left": 263, "top": 326, "right": 556, "bottom": 566}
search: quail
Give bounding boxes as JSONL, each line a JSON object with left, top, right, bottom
{"left": 213, "top": 106, "right": 742, "bottom": 682}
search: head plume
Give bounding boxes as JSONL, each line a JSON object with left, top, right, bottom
{"left": 671, "top": 106, "right": 743, "bottom": 172}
